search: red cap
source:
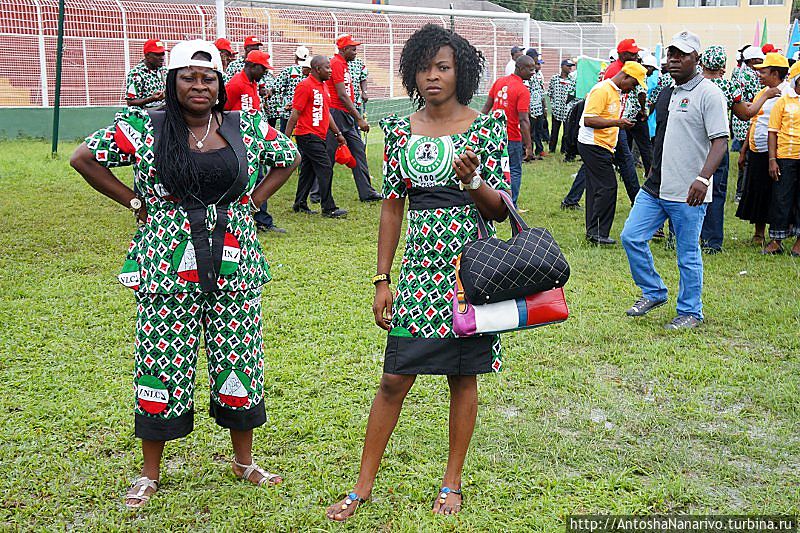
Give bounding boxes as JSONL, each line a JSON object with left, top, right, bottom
{"left": 762, "top": 43, "right": 778, "bottom": 54}
{"left": 336, "top": 34, "right": 361, "bottom": 49}
{"left": 617, "top": 38, "right": 640, "bottom": 54}
{"left": 143, "top": 39, "right": 166, "bottom": 55}
{"left": 243, "top": 36, "right": 262, "bottom": 48}
{"left": 246, "top": 50, "right": 272, "bottom": 69}
{"left": 335, "top": 144, "right": 357, "bottom": 168}
{"left": 214, "top": 38, "right": 235, "bottom": 54}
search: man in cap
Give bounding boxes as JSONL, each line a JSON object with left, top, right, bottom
{"left": 224, "top": 50, "right": 270, "bottom": 112}
{"left": 225, "top": 49, "right": 286, "bottom": 234}
{"left": 620, "top": 31, "right": 729, "bottom": 330}
{"left": 225, "top": 36, "right": 264, "bottom": 81}
{"left": 547, "top": 58, "right": 577, "bottom": 156}
{"left": 275, "top": 45, "right": 312, "bottom": 133}
{"left": 505, "top": 46, "right": 525, "bottom": 76}
{"left": 124, "top": 39, "right": 167, "bottom": 109}
{"left": 577, "top": 61, "right": 647, "bottom": 245}
{"left": 214, "top": 38, "right": 236, "bottom": 73}
{"left": 482, "top": 54, "right": 535, "bottom": 206}
{"left": 286, "top": 55, "right": 349, "bottom": 219}
{"left": 326, "top": 34, "right": 382, "bottom": 202}
{"left": 605, "top": 38, "right": 641, "bottom": 80}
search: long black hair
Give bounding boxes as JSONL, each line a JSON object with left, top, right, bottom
{"left": 399, "top": 23, "right": 485, "bottom": 109}
{"left": 155, "top": 52, "right": 227, "bottom": 200}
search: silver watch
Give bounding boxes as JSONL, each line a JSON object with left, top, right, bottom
{"left": 459, "top": 174, "right": 482, "bottom": 191}
{"left": 129, "top": 197, "right": 142, "bottom": 212}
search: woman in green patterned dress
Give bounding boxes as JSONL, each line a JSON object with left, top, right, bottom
{"left": 326, "top": 24, "right": 511, "bottom": 521}
{"left": 70, "top": 41, "right": 298, "bottom": 509}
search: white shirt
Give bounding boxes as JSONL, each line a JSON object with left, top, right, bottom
{"left": 505, "top": 59, "right": 516, "bottom": 76}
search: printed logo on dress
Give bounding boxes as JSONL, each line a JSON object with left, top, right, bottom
{"left": 137, "top": 375, "right": 169, "bottom": 414}
{"left": 215, "top": 368, "right": 252, "bottom": 407}
{"left": 400, "top": 136, "right": 455, "bottom": 188}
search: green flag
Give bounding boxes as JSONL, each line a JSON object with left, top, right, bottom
{"left": 761, "top": 18, "right": 768, "bottom": 47}
{"left": 576, "top": 57, "right": 605, "bottom": 99}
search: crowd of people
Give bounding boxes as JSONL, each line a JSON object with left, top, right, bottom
{"left": 69, "top": 22, "right": 799, "bottom": 520}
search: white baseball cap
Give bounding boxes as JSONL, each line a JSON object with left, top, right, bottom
{"left": 168, "top": 40, "right": 224, "bottom": 74}
{"left": 298, "top": 56, "right": 312, "bottom": 68}
{"left": 642, "top": 54, "right": 660, "bottom": 70}
{"left": 669, "top": 31, "right": 702, "bottom": 54}
{"left": 742, "top": 45, "right": 766, "bottom": 61}
{"left": 295, "top": 45, "right": 310, "bottom": 60}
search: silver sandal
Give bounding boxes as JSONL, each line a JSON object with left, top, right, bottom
{"left": 125, "top": 476, "right": 159, "bottom": 510}
{"left": 232, "top": 458, "right": 282, "bottom": 486}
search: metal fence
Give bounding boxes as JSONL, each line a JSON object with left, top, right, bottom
{"left": 0, "top": 0, "right": 620, "bottom": 107}
{"left": 0, "top": 0, "right": 788, "bottom": 108}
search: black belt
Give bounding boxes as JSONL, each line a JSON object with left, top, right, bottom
{"left": 407, "top": 185, "right": 474, "bottom": 211}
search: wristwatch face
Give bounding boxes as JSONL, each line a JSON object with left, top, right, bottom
{"left": 470, "top": 175, "right": 481, "bottom": 189}
{"left": 130, "top": 198, "right": 142, "bottom": 210}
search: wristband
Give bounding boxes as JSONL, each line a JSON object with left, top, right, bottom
{"left": 372, "top": 273, "right": 391, "bottom": 285}
{"left": 695, "top": 176, "right": 710, "bottom": 187}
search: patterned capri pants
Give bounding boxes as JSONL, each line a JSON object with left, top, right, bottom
{"left": 133, "top": 289, "right": 266, "bottom": 441}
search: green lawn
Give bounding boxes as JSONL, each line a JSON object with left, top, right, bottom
{"left": 1, "top": 134, "right": 798, "bottom": 531}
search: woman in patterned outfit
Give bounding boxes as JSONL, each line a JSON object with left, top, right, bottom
{"left": 70, "top": 41, "right": 299, "bottom": 509}
{"left": 326, "top": 24, "right": 510, "bottom": 521}
{"left": 700, "top": 45, "right": 781, "bottom": 253}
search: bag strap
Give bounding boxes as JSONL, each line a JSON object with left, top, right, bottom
{"left": 473, "top": 190, "right": 529, "bottom": 239}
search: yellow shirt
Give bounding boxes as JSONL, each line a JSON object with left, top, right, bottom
{"left": 578, "top": 80, "right": 622, "bottom": 153}
{"left": 767, "top": 93, "right": 800, "bottom": 159}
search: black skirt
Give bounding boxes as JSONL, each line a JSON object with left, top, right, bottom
{"left": 383, "top": 335, "right": 495, "bottom": 375}
{"left": 736, "top": 151, "right": 772, "bottom": 225}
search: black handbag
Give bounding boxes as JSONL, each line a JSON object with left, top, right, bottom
{"left": 459, "top": 192, "right": 570, "bottom": 305}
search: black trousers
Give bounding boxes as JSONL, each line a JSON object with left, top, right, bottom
{"left": 295, "top": 134, "right": 337, "bottom": 212}
{"left": 769, "top": 158, "right": 800, "bottom": 239}
{"left": 327, "top": 108, "right": 378, "bottom": 200}
{"left": 578, "top": 142, "right": 617, "bottom": 239}
{"left": 530, "top": 114, "right": 545, "bottom": 154}
{"left": 549, "top": 118, "right": 563, "bottom": 154}
{"left": 626, "top": 117, "right": 653, "bottom": 176}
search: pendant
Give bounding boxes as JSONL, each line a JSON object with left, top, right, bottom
{"left": 196, "top": 140, "right": 203, "bottom": 149}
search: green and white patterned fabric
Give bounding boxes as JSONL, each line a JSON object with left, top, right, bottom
{"left": 622, "top": 84, "right": 646, "bottom": 121}
{"left": 124, "top": 61, "right": 167, "bottom": 108}
{"left": 547, "top": 73, "right": 577, "bottom": 122}
{"left": 526, "top": 71, "right": 545, "bottom": 117}
{"left": 701, "top": 45, "right": 727, "bottom": 71}
{"left": 85, "top": 107, "right": 297, "bottom": 294}
{"left": 274, "top": 64, "right": 306, "bottom": 120}
{"left": 731, "top": 64, "right": 761, "bottom": 141}
{"left": 349, "top": 57, "right": 369, "bottom": 107}
{"left": 647, "top": 72, "right": 675, "bottom": 108}
{"left": 380, "top": 110, "right": 512, "bottom": 371}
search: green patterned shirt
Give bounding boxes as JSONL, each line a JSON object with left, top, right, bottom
{"left": 274, "top": 64, "right": 306, "bottom": 120}
{"left": 526, "top": 71, "right": 545, "bottom": 117}
{"left": 85, "top": 108, "right": 298, "bottom": 294}
{"left": 124, "top": 61, "right": 167, "bottom": 108}
{"left": 731, "top": 65, "right": 761, "bottom": 141}
{"left": 348, "top": 58, "right": 369, "bottom": 107}
{"left": 547, "top": 73, "right": 576, "bottom": 122}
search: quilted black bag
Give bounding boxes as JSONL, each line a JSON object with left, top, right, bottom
{"left": 460, "top": 192, "right": 570, "bottom": 305}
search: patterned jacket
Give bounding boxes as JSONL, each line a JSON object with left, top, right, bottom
{"left": 124, "top": 61, "right": 167, "bottom": 108}
{"left": 85, "top": 108, "right": 297, "bottom": 294}
{"left": 731, "top": 65, "right": 761, "bottom": 141}
{"left": 349, "top": 58, "right": 369, "bottom": 107}
{"left": 547, "top": 73, "right": 576, "bottom": 122}
{"left": 526, "top": 71, "right": 545, "bottom": 117}
{"left": 274, "top": 64, "right": 306, "bottom": 120}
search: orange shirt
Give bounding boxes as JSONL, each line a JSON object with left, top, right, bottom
{"left": 767, "top": 93, "right": 800, "bottom": 159}
{"left": 578, "top": 79, "right": 622, "bottom": 153}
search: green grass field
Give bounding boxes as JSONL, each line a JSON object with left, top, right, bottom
{"left": 1, "top": 134, "right": 798, "bottom": 531}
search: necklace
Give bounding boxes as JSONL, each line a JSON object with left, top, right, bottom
{"left": 188, "top": 113, "right": 213, "bottom": 149}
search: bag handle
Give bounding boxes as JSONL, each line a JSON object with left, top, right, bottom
{"left": 474, "top": 190, "right": 530, "bottom": 239}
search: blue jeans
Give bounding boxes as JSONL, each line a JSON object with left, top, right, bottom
{"left": 507, "top": 140, "right": 523, "bottom": 205}
{"left": 620, "top": 190, "right": 708, "bottom": 320}
{"left": 700, "top": 149, "right": 729, "bottom": 251}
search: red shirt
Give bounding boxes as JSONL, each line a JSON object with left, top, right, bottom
{"left": 488, "top": 74, "right": 531, "bottom": 142}
{"left": 293, "top": 75, "right": 331, "bottom": 139}
{"left": 225, "top": 70, "right": 260, "bottom": 112}
{"left": 326, "top": 53, "right": 353, "bottom": 111}
{"left": 603, "top": 59, "right": 623, "bottom": 80}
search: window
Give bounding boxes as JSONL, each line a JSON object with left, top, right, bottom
{"left": 678, "top": 0, "right": 738, "bottom": 5}
{"left": 749, "top": 0, "right": 783, "bottom": 5}
{"left": 622, "top": 0, "right": 662, "bottom": 8}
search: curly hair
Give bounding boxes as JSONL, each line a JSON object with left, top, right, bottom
{"left": 399, "top": 24, "right": 485, "bottom": 109}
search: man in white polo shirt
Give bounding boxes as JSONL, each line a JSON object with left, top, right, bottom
{"left": 620, "top": 31, "right": 729, "bottom": 329}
